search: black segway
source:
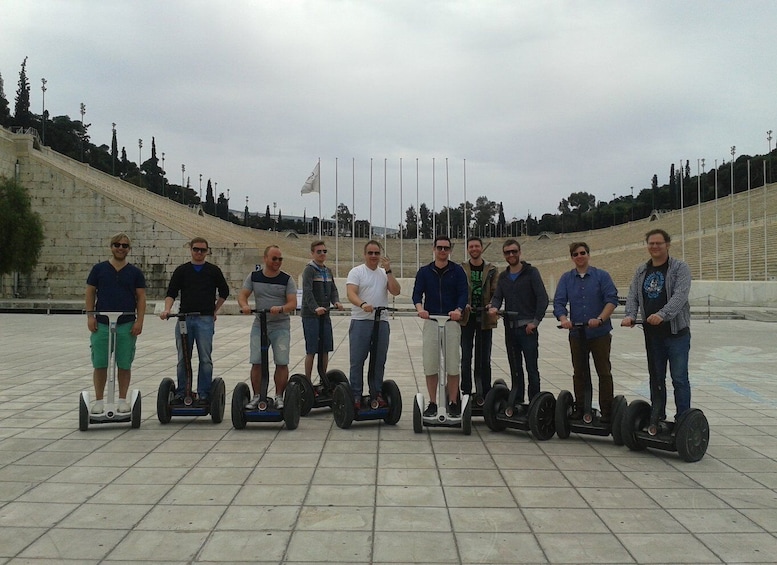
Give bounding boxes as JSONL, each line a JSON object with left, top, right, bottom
{"left": 332, "top": 307, "right": 402, "bottom": 429}
{"left": 555, "top": 323, "right": 627, "bottom": 444}
{"left": 289, "top": 308, "right": 348, "bottom": 415}
{"left": 79, "top": 311, "right": 142, "bottom": 431}
{"left": 620, "top": 321, "right": 709, "bottom": 462}
{"left": 231, "top": 309, "right": 300, "bottom": 430}
{"left": 157, "top": 313, "right": 226, "bottom": 424}
{"left": 413, "top": 315, "right": 472, "bottom": 434}
{"left": 482, "top": 311, "right": 555, "bottom": 440}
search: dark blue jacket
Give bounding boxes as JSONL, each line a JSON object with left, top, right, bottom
{"left": 412, "top": 261, "right": 468, "bottom": 315}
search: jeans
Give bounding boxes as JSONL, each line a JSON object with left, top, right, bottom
{"left": 644, "top": 330, "right": 691, "bottom": 421}
{"left": 505, "top": 325, "right": 541, "bottom": 404}
{"left": 349, "top": 319, "right": 389, "bottom": 397}
{"left": 460, "top": 321, "right": 493, "bottom": 396}
{"left": 569, "top": 333, "right": 613, "bottom": 417}
{"left": 175, "top": 315, "right": 215, "bottom": 399}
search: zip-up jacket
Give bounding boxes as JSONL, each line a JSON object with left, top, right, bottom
{"left": 490, "top": 261, "right": 549, "bottom": 327}
{"left": 624, "top": 256, "right": 691, "bottom": 334}
{"left": 412, "top": 261, "right": 468, "bottom": 315}
{"left": 460, "top": 260, "right": 499, "bottom": 329}
{"left": 301, "top": 261, "right": 340, "bottom": 318}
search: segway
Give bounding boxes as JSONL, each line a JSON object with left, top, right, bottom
{"left": 289, "top": 308, "right": 348, "bottom": 415}
{"left": 467, "top": 307, "right": 505, "bottom": 418}
{"left": 413, "top": 315, "right": 472, "bottom": 435}
{"left": 79, "top": 311, "right": 142, "bottom": 431}
{"left": 157, "top": 313, "right": 226, "bottom": 424}
{"left": 620, "top": 321, "right": 709, "bottom": 462}
{"left": 555, "top": 323, "right": 627, "bottom": 444}
{"left": 332, "top": 307, "right": 402, "bottom": 429}
{"left": 481, "top": 311, "right": 555, "bottom": 440}
{"left": 231, "top": 309, "right": 301, "bottom": 430}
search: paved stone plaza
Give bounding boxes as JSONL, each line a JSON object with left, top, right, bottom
{"left": 1, "top": 312, "right": 777, "bottom": 564}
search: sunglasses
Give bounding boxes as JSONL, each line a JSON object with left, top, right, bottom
{"left": 435, "top": 246, "right": 451, "bottom": 251}
{"left": 315, "top": 249, "right": 328, "bottom": 254}
{"left": 191, "top": 247, "right": 208, "bottom": 253}
{"left": 572, "top": 250, "right": 588, "bottom": 257}
{"left": 269, "top": 257, "right": 283, "bottom": 262}
{"left": 503, "top": 249, "right": 519, "bottom": 255}
{"left": 112, "top": 242, "right": 130, "bottom": 249}
{"left": 366, "top": 251, "right": 381, "bottom": 256}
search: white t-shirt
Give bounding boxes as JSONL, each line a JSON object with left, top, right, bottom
{"left": 346, "top": 263, "right": 390, "bottom": 321}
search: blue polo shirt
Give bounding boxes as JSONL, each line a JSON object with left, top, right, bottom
{"left": 553, "top": 266, "right": 618, "bottom": 340}
{"left": 86, "top": 261, "right": 146, "bottom": 324}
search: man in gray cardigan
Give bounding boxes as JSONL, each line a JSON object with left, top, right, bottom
{"left": 301, "top": 240, "right": 343, "bottom": 382}
{"left": 622, "top": 229, "right": 692, "bottom": 435}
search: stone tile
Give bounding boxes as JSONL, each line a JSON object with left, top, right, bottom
{"left": 449, "top": 507, "right": 530, "bottom": 533}
{"left": 438, "top": 468, "right": 505, "bottom": 487}
{"left": 135, "top": 504, "right": 227, "bottom": 531}
{"left": 0, "top": 502, "right": 77, "bottom": 528}
{"left": 667, "top": 508, "right": 763, "bottom": 533}
{"left": 217, "top": 505, "right": 299, "bottom": 530}
{"left": 599, "top": 508, "right": 687, "bottom": 533}
{"left": 16, "top": 482, "right": 102, "bottom": 504}
{"left": 298, "top": 505, "right": 373, "bottom": 530}
{"left": 443, "top": 486, "right": 516, "bottom": 508}
{"left": 577, "top": 487, "right": 659, "bottom": 509}
{"left": 618, "top": 532, "right": 723, "bottom": 563}
{"left": 0, "top": 527, "right": 47, "bottom": 558}
{"left": 245, "top": 465, "right": 315, "bottom": 485}
{"left": 644, "top": 488, "right": 732, "bottom": 509}
{"left": 523, "top": 508, "right": 609, "bottom": 533}
{"left": 305, "top": 484, "right": 375, "bottom": 506}
{"left": 377, "top": 485, "right": 446, "bottom": 507}
{"left": 61, "top": 503, "right": 153, "bottom": 529}
{"left": 287, "top": 530, "right": 372, "bottom": 562}
{"left": 233, "top": 484, "right": 308, "bottom": 505}
{"left": 107, "top": 530, "right": 210, "bottom": 561}
{"left": 375, "top": 506, "right": 449, "bottom": 531}
{"left": 373, "top": 531, "right": 457, "bottom": 563}
{"left": 509, "top": 486, "right": 589, "bottom": 508}
{"left": 538, "top": 532, "right": 635, "bottom": 563}
{"left": 457, "top": 532, "right": 546, "bottom": 564}
{"left": 160, "top": 483, "right": 241, "bottom": 505}
{"left": 19, "top": 528, "right": 124, "bottom": 560}
{"left": 377, "top": 468, "right": 441, "bottom": 486}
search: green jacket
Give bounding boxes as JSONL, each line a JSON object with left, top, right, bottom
{"left": 460, "top": 260, "right": 499, "bottom": 329}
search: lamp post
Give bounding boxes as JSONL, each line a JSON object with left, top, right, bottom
{"left": 79, "top": 103, "right": 86, "bottom": 162}
{"left": 137, "top": 139, "right": 142, "bottom": 186}
{"left": 730, "top": 146, "right": 736, "bottom": 281}
{"left": 226, "top": 188, "right": 230, "bottom": 221}
{"left": 161, "top": 152, "right": 165, "bottom": 196}
{"left": 630, "top": 186, "right": 634, "bottom": 221}
{"left": 181, "top": 164, "right": 185, "bottom": 202}
{"left": 768, "top": 130, "right": 773, "bottom": 184}
{"left": 40, "top": 78, "right": 46, "bottom": 146}
{"left": 199, "top": 174, "right": 202, "bottom": 203}
{"left": 612, "top": 193, "right": 616, "bottom": 226}
{"left": 698, "top": 159, "right": 705, "bottom": 279}
{"left": 273, "top": 201, "right": 277, "bottom": 231}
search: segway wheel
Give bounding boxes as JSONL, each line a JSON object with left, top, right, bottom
{"left": 332, "top": 382, "right": 355, "bottom": 429}
{"left": 326, "top": 369, "right": 348, "bottom": 386}
{"left": 131, "top": 393, "right": 142, "bottom": 429}
{"left": 283, "top": 382, "right": 301, "bottom": 431}
{"left": 289, "top": 374, "right": 315, "bottom": 417}
{"left": 210, "top": 378, "right": 226, "bottom": 424}
{"left": 555, "top": 390, "right": 573, "bottom": 439}
{"left": 79, "top": 394, "right": 89, "bottom": 432}
{"left": 413, "top": 398, "right": 423, "bottom": 433}
{"left": 528, "top": 391, "right": 556, "bottom": 441}
{"left": 675, "top": 409, "right": 709, "bottom": 462}
{"left": 483, "top": 384, "right": 509, "bottom": 432}
{"left": 382, "top": 380, "right": 402, "bottom": 425}
{"left": 157, "top": 378, "right": 175, "bottom": 424}
{"left": 462, "top": 400, "right": 472, "bottom": 436}
{"left": 493, "top": 378, "right": 507, "bottom": 388}
{"left": 610, "top": 395, "right": 628, "bottom": 446}
{"left": 231, "top": 382, "right": 250, "bottom": 430}
{"left": 622, "top": 399, "right": 650, "bottom": 451}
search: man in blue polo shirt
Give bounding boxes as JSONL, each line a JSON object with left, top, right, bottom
{"left": 553, "top": 241, "right": 619, "bottom": 421}
{"left": 85, "top": 233, "right": 147, "bottom": 414}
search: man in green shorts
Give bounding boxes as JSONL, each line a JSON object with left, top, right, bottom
{"left": 85, "top": 233, "right": 147, "bottom": 414}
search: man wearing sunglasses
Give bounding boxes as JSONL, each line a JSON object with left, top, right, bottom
{"left": 160, "top": 237, "right": 230, "bottom": 405}
{"left": 85, "top": 233, "right": 147, "bottom": 414}
{"left": 553, "top": 242, "right": 619, "bottom": 421}
{"left": 488, "top": 239, "right": 549, "bottom": 410}
{"left": 238, "top": 245, "right": 298, "bottom": 409}
{"left": 301, "top": 240, "right": 343, "bottom": 383}
{"left": 412, "top": 235, "right": 468, "bottom": 417}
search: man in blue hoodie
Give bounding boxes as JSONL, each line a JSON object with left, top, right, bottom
{"left": 412, "top": 235, "right": 468, "bottom": 416}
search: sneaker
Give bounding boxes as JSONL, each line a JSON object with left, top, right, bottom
{"left": 373, "top": 393, "right": 388, "bottom": 408}
{"left": 246, "top": 394, "right": 261, "bottom": 409}
{"left": 91, "top": 400, "right": 104, "bottom": 414}
{"left": 448, "top": 402, "right": 461, "bottom": 417}
{"left": 197, "top": 396, "right": 209, "bottom": 407}
{"left": 423, "top": 402, "right": 437, "bottom": 417}
{"left": 171, "top": 395, "right": 184, "bottom": 406}
{"left": 353, "top": 396, "right": 362, "bottom": 411}
{"left": 117, "top": 399, "right": 130, "bottom": 413}
{"left": 274, "top": 395, "right": 284, "bottom": 409}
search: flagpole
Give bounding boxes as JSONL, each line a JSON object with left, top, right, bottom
{"left": 399, "top": 157, "right": 404, "bottom": 278}
{"left": 714, "top": 159, "right": 719, "bottom": 280}
{"left": 335, "top": 157, "right": 339, "bottom": 277}
{"left": 318, "top": 157, "right": 321, "bottom": 236}
{"left": 747, "top": 159, "right": 751, "bottom": 280}
{"left": 352, "top": 158, "right": 356, "bottom": 270}
{"left": 680, "top": 159, "right": 685, "bottom": 261}
{"left": 445, "top": 157, "right": 450, "bottom": 239}
{"left": 416, "top": 158, "right": 420, "bottom": 271}
{"left": 463, "top": 158, "right": 467, "bottom": 262}
{"left": 432, "top": 158, "right": 436, "bottom": 239}
{"left": 383, "top": 158, "right": 387, "bottom": 251}
{"left": 369, "top": 158, "right": 374, "bottom": 240}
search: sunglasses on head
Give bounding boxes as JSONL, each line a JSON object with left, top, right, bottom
{"left": 112, "top": 242, "right": 130, "bottom": 249}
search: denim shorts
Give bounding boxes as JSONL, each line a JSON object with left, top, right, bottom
{"left": 249, "top": 325, "right": 290, "bottom": 365}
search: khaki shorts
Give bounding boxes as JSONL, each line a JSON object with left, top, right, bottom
{"left": 422, "top": 320, "right": 461, "bottom": 376}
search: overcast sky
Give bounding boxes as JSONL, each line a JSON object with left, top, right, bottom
{"left": 3, "top": 1, "right": 776, "bottom": 228}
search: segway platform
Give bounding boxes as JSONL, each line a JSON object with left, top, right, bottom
{"left": 555, "top": 391, "right": 628, "bottom": 443}
{"left": 157, "top": 377, "right": 226, "bottom": 424}
{"left": 482, "top": 384, "right": 556, "bottom": 440}
{"left": 621, "top": 399, "right": 709, "bottom": 462}
{"left": 231, "top": 381, "right": 301, "bottom": 429}
{"left": 332, "top": 380, "right": 402, "bottom": 429}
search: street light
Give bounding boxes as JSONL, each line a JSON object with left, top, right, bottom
{"left": 730, "top": 146, "right": 736, "bottom": 281}
{"left": 161, "top": 152, "right": 165, "bottom": 196}
{"left": 40, "top": 78, "right": 47, "bottom": 146}
{"left": 768, "top": 130, "right": 773, "bottom": 184}
{"left": 226, "top": 188, "right": 230, "bottom": 221}
{"left": 630, "top": 186, "right": 634, "bottom": 221}
{"left": 137, "top": 138, "right": 142, "bottom": 186}
{"left": 79, "top": 103, "right": 86, "bottom": 162}
{"left": 199, "top": 174, "right": 202, "bottom": 203}
{"left": 181, "top": 164, "right": 185, "bottom": 202}
{"left": 111, "top": 123, "right": 116, "bottom": 176}
{"left": 612, "top": 193, "right": 616, "bottom": 226}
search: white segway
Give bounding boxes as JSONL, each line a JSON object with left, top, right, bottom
{"left": 79, "top": 311, "right": 142, "bottom": 431}
{"left": 413, "top": 315, "right": 472, "bottom": 435}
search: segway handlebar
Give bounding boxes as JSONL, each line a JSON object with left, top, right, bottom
{"left": 166, "top": 312, "right": 201, "bottom": 320}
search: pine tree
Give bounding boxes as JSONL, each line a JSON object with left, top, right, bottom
{"left": 111, "top": 127, "right": 118, "bottom": 176}
{"left": 205, "top": 180, "right": 215, "bottom": 215}
{"left": 0, "top": 71, "right": 12, "bottom": 127}
{"left": 14, "top": 57, "right": 31, "bottom": 128}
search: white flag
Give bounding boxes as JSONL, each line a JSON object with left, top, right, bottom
{"left": 301, "top": 162, "right": 320, "bottom": 195}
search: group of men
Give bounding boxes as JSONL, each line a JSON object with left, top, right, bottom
{"left": 85, "top": 228, "right": 693, "bottom": 432}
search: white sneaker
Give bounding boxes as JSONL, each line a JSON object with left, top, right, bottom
{"left": 117, "top": 399, "right": 130, "bottom": 413}
{"left": 246, "top": 394, "right": 261, "bottom": 409}
{"left": 91, "top": 400, "right": 104, "bottom": 414}
{"left": 274, "top": 395, "right": 284, "bottom": 409}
